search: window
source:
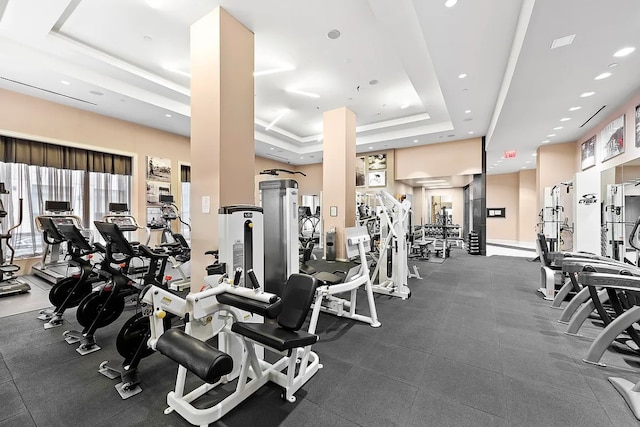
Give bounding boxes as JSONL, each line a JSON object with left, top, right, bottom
{"left": 0, "top": 162, "right": 131, "bottom": 258}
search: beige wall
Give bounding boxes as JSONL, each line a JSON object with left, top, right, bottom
{"left": 395, "top": 138, "right": 483, "bottom": 180}
{"left": 487, "top": 173, "right": 519, "bottom": 241}
{"left": 0, "top": 88, "right": 190, "bottom": 244}
{"left": 536, "top": 142, "right": 577, "bottom": 210}
{"left": 296, "top": 163, "right": 323, "bottom": 196}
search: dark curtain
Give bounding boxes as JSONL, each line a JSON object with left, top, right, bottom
{"left": 0, "top": 135, "right": 132, "bottom": 175}
{"left": 180, "top": 164, "right": 191, "bottom": 182}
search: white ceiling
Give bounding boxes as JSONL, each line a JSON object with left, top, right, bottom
{"left": 0, "top": 0, "right": 639, "bottom": 178}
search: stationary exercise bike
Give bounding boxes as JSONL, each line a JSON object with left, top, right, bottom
{"left": 38, "top": 220, "right": 109, "bottom": 329}
{"left": 0, "top": 182, "right": 30, "bottom": 297}
{"left": 62, "top": 221, "right": 169, "bottom": 355}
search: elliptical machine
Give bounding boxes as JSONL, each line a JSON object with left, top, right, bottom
{"left": 0, "top": 182, "right": 30, "bottom": 296}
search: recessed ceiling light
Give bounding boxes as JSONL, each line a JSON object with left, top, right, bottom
{"left": 468, "top": 131, "right": 474, "bottom": 134}
{"left": 61, "top": 80, "right": 70, "bottom": 85}
{"left": 541, "top": 140, "right": 549, "bottom": 144}
{"left": 525, "top": 160, "right": 531, "bottom": 164}
{"left": 253, "top": 65, "right": 296, "bottom": 77}
{"left": 550, "top": 34, "right": 576, "bottom": 49}
{"left": 270, "top": 147, "right": 274, "bottom": 150}
{"left": 521, "top": 166, "right": 526, "bottom": 169}
{"left": 369, "top": 146, "right": 373, "bottom": 150}
{"left": 465, "top": 109, "right": 471, "bottom": 114}
{"left": 89, "top": 90, "right": 104, "bottom": 96}
{"left": 547, "top": 134, "right": 556, "bottom": 137}
{"left": 165, "top": 113, "right": 172, "bottom": 117}
{"left": 286, "top": 88, "right": 320, "bottom": 98}
{"left": 458, "top": 73, "right": 467, "bottom": 79}
{"left": 532, "top": 153, "right": 537, "bottom": 156}
{"left": 553, "top": 127, "right": 563, "bottom": 130}
{"left": 327, "top": 29, "right": 341, "bottom": 40}
{"left": 401, "top": 104, "right": 410, "bottom": 109}
{"left": 614, "top": 47, "right": 635, "bottom": 57}
{"left": 413, "top": 139, "right": 418, "bottom": 143}
{"left": 560, "top": 118, "right": 571, "bottom": 122}
{"left": 569, "top": 106, "right": 582, "bottom": 111}
{"left": 594, "top": 72, "right": 612, "bottom": 80}
{"left": 580, "top": 92, "right": 595, "bottom": 97}
{"left": 300, "top": 157, "right": 304, "bottom": 159}
{"left": 497, "top": 160, "right": 503, "bottom": 163}
{"left": 445, "top": 0, "right": 458, "bottom": 7}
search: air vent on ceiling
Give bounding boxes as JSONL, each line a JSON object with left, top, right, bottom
{"left": 267, "top": 153, "right": 290, "bottom": 162}
{"left": 579, "top": 105, "right": 606, "bottom": 128}
{"left": 0, "top": 77, "right": 97, "bottom": 105}
{"left": 551, "top": 34, "right": 575, "bottom": 49}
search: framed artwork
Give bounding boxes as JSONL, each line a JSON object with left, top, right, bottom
{"left": 146, "top": 181, "right": 171, "bottom": 206}
{"left": 367, "top": 154, "right": 386, "bottom": 170}
{"left": 581, "top": 135, "right": 596, "bottom": 170}
{"left": 601, "top": 115, "right": 625, "bottom": 162}
{"left": 146, "top": 206, "right": 167, "bottom": 229}
{"left": 356, "top": 156, "right": 366, "bottom": 187}
{"left": 368, "top": 171, "right": 386, "bottom": 187}
{"left": 146, "top": 156, "right": 172, "bottom": 182}
{"left": 635, "top": 105, "right": 640, "bottom": 148}
{"left": 487, "top": 208, "right": 506, "bottom": 218}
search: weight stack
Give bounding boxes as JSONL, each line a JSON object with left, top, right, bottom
{"left": 467, "top": 232, "right": 480, "bottom": 255}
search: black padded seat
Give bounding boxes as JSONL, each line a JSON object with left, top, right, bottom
{"left": 231, "top": 273, "right": 319, "bottom": 353}
{"left": 217, "top": 293, "right": 282, "bottom": 319}
{"left": 314, "top": 271, "right": 342, "bottom": 286}
{"left": 156, "top": 328, "right": 233, "bottom": 383}
{"left": 231, "top": 322, "right": 317, "bottom": 352}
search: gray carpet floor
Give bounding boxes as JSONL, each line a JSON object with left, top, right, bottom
{"left": 1, "top": 252, "right": 640, "bottom": 426}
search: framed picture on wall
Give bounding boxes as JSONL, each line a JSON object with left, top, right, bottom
{"left": 356, "top": 156, "right": 366, "bottom": 186}
{"left": 601, "top": 115, "right": 625, "bottom": 162}
{"left": 367, "top": 154, "right": 386, "bottom": 170}
{"left": 368, "top": 171, "right": 386, "bottom": 187}
{"left": 146, "top": 181, "right": 171, "bottom": 206}
{"left": 581, "top": 135, "right": 596, "bottom": 170}
{"left": 635, "top": 105, "right": 640, "bottom": 148}
{"left": 146, "top": 156, "right": 172, "bottom": 182}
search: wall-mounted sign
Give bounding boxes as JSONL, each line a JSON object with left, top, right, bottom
{"left": 487, "top": 208, "right": 506, "bottom": 218}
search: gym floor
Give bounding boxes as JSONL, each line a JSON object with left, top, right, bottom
{"left": 1, "top": 247, "right": 638, "bottom": 426}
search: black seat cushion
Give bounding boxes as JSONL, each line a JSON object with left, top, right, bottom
{"left": 314, "top": 271, "right": 342, "bottom": 286}
{"left": 217, "top": 293, "right": 282, "bottom": 319}
{"left": 156, "top": 328, "right": 233, "bottom": 383}
{"left": 231, "top": 322, "right": 318, "bottom": 352}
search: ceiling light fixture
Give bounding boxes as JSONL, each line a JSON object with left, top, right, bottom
{"left": 594, "top": 72, "right": 612, "bottom": 80}
{"left": 444, "top": 0, "right": 458, "bottom": 7}
{"left": 416, "top": 179, "right": 447, "bottom": 184}
{"left": 165, "top": 113, "right": 172, "bottom": 117}
{"left": 401, "top": 104, "right": 410, "bottom": 109}
{"left": 458, "top": 73, "right": 467, "bottom": 79}
{"left": 532, "top": 153, "right": 537, "bottom": 156}
{"left": 61, "top": 80, "right": 70, "bottom": 85}
{"left": 609, "top": 63, "right": 619, "bottom": 68}
{"left": 580, "top": 92, "right": 595, "bottom": 97}
{"left": 265, "top": 109, "right": 289, "bottom": 131}
{"left": 253, "top": 65, "right": 296, "bottom": 77}
{"left": 614, "top": 47, "right": 636, "bottom": 57}
{"left": 468, "top": 131, "right": 474, "bottom": 134}
{"left": 413, "top": 139, "right": 418, "bottom": 143}
{"left": 465, "top": 109, "right": 471, "bottom": 114}
{"left": 550, "top": 34, "right": 576, "bottom": 49}
{"left": 560, "top": 117, "right": 571, "bottom": 122}
{"left": 553, "top": 127, "right": 563, "bottom": 130}
{"left": 369, "top": 146, "right": 374, "bottom": 150}
{"left": 286, "top": 88, "right": 320, "bottom": 98}
{"left": 541, "top": 140, "right": 549, "bottom": 144}
{"left": 569, "top": 106, "right": 582, "bottom": 111}
{"left": 547, "top": 134, "right": 556, "bottom": 137}
{"left": 270, "top": 147, "right": 274, "bottom": 150}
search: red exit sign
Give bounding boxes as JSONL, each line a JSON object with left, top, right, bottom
{"left": 503, "top": 150, "right": 517, "bottom": 159}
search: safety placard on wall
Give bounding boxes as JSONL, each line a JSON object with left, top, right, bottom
{"left": 487, "top": 208, "right": 506, "bottom": 218}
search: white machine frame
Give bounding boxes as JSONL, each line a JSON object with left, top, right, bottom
{"left": 307, "top": 226, "right": 381, "bottom": 329}
{"left": 369, "top": 191, "right": 416, "bottom": 299}
{"left": 144, "top": 280, "right": 321, "bottom": 426}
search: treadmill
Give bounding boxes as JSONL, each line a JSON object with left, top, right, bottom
{"left": 32, "top": 201, "right": 85, "bottom": 284}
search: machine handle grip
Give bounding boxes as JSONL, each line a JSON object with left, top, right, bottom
{"left": 247, "top": 269, "right": 260, "bottom": 289}
{"left": 233, "top": 268, "right": 242, "bottom": 286}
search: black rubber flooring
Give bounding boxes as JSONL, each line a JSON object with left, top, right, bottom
{"left": 1, "top": 252, "right": 639, "bottom": 426}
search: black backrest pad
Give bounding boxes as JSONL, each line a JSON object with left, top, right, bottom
{"left": 94, "top": 221, "right": 135, "bottom": 257}
{"left": 537, "top": 233, "right": 550, "bottom": 263}
{"left": 278, "top": 273, "right": 319, "bottom": 331}
{"left": 57, "top": 224, "right": 93, "bottom": 252}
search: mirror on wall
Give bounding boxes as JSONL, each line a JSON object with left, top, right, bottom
{"left": 430, "top": 195, "right": 452, "bottom": 224}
